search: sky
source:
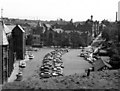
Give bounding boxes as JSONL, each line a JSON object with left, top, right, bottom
{"left": 0, "top": 0, "right": 120, "bottom": 22}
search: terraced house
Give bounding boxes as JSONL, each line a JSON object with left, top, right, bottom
{"left": 31, "top": 22, "right": 57, "bottom": 47}
{"left": 31, "top": 21, "right": 44, "bottom": 47}
{"left": 0, "top": 21, "right": 9, "bottom": 84}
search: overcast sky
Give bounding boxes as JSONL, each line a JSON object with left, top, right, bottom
{"left": 0, "top": 0, "right": 120, "bottom": 22}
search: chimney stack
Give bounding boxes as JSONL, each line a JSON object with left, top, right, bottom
{"left": 118, "top": 1, "right": 120, "bottom": 21}
{"left": 1, "top": 8, "right": 3, "bottom": 19}
{"left": 91, "top": 15, "right": 93, "bottom": 21}
{"left": 116, "top": 12, "right": 118, "bottom": 22}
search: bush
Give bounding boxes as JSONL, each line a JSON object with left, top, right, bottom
{"left": 110, "top": 54, "right": 120, "bottom": 69}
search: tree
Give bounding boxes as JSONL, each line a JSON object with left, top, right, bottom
{"left": 53, "top": 32, "right": 62, "bottom": 46}
{"left": 26, "top": 34, "right": 32, "bottom": 45}
{"left": 69, "top": 31, "right": 85, "bottom": 48}
{"left": 101, "top": 27, "right": 110, "bottom": 41}
{"left": 61, "top": 32, "right": 69, "bottom": 47}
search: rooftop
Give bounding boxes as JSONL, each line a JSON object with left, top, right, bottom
{"left": 0, "top": 21, "right": 9, "bottom": 45}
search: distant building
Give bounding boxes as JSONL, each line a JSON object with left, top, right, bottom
{"left": 52, "top": 17, "right": 100, "bottom": 46}
{"left": 118, "top": 1, "right": 120, "bottom": 21}
{"left": 32, "top": 21, "right": 44, "bottom": 47}
{"left": 31, "top": 22, "right": 61, "bottom": 46}
{"left": 43, "top": 24, "right": 55, "bottom": 46}
{"left": 53, "top": 28, "right": 64, "bottom": 33}
{"left": 92, "top": 21, "right": 100, "bottom": 38}
{"left": 30, "top": 18, "right": 100, "bottom": 47}
{"left": 118, "top": 21, "right": 120, "bottom": 41}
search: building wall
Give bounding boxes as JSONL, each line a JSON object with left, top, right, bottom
{"left": 31, "top": 23, "right": 44, "bottom": 47}
{"left": 118, "top": 22, "right": 120, "bottom": 41}
{"left": 12, "top": 26, "right": 25, "bottom": 60}
{"left": 0, "top": 45, "right": 2, "bottom": 84}
{"left": 44, "top": 28, "right": 55, "bottom": 46}
{"left": 0, "top": 21, "right": 9, "bottom": 84}
{"left": 0, "top": 23, "right": 3, "bottom": 84}
{"left": 2, "top": 45, "right": 9, "bottom": 84}
{"left": 8, "top": 35, "right": 15, "bottom": 77}
{"left": 32, "top": 34, "right": 41, "bottom": 47}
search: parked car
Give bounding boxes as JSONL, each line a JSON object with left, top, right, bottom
{"left": 40, "top": 66, "right": 52, "bottom": 73}
{"left": 80, "top": 53, "right": 85, "bottom": 57}
{"left": 29, "top": 54, "right": 34, "bottom": 59}
{"left": 56, "top": 67, "right": 63, "bottom": 76}
{"left": 33, "top": 48, "right": 39, "bottom": 51}
{"left": 60, "top": 64, "right": 64, "bottom": 68}
{"left": 54, "top": 62, "right": 63, "bottom": 67}
{"left": 19, "top": 61, "right": 26, "bottom": 68}
{"left": 52, "top": 71, "right": 59, "bottom": 77}
{"left": 15, "top": 72, "right": 23, "bottom": 81}
{"left": 79, "top": 46, "right": 83, "bottom": 49}
{"left": 43, "top": 62, "right": 53, "bottom": 67}
{"left": 44, "top": 56, "right": 53, "bottom": 60}
{"left": 40, "top": 72, "right": 52, "bottom": 78}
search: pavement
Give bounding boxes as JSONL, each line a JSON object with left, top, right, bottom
{"left": 0, "top": 85, "right": 2, "bottom": 91}
{"left": 7, "top": 56, "right": 29, "bottom": 83}
{"left": 7, "top": 61, "right": 19, "bottom": 82}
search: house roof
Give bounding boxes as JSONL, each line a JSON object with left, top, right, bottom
{"left": 4, "top": 24, "right": 16, "bottom": 34}
{"left": 6, "top": 25, "right": 16, "bottom": 33}
{"left": 91, "top": 33, "right": 105, "bottom": 47}
{"left": 0, "top": 21, "right": 9, "bottom": 45}
{"left": 45, "top": 24, "right": 51, "bottom": 28}
{"left": 53, "top": 28, "right": 64, "bottom": 33}
{"left": 64, "top": 30, "right": 71, "bottom": 34}
{"left": 2, "top": 29, "right": 9, "bottom": 45}
{"left": 93, "top": 58, "right": 105, "bottom": 71}
{"left": 13, "top": 25, "right": 25, "bottom": 33}
{"left": 4, "top": 24, "right": 11, "bottom": 34}
{"left": 62, "top": 23, "right": 76, "bottom": 30}
{"left": 32, "top": 25, "right": 43, "bottom": 34}
{"left": 17, "top": 25, "right": 25, "bottom": 32}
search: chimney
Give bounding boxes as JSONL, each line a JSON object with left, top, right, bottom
{"left": 116, "top": 12, "right": 118, "bottom": 22}
{"left": 118, "top": 1, "right": 120, "bottom": 21}
{"left": 91, "top": 15, "right": 93, "bottom": 21}
{"left": 1, "top": 8, "right": 3, "bottom": 19}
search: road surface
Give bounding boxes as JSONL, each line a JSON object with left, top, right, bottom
{"left": 22, "top": 48, "right": 92, "bottom": 80}
{"left": 22, "top": 48, "right": 53, "bottom": 80}
{"left": 63, "top": 49, "right": 92, "bottom": 76}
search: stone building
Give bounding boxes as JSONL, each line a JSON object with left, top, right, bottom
{"left": 0, "top": 21, "right": 26, "bottom": 84}
{"left": 0, "top": 21, "right": 9, "bottom": 84}
{"left": 31, "top": 22, "right": 57, "bottom": 46}
{"left": 12, "top": 25, "right": 25, "bottom": 60}
{"left": 32, "top": 22, "right": 44, "bottom": 47}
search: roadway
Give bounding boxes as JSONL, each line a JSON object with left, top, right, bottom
{"left": 22, "top": 48, "right": 91, "bottom": 80}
